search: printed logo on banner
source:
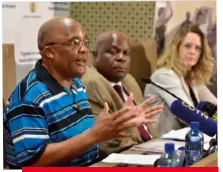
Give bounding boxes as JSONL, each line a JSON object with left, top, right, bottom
{"left": 23, "top": 2, "right": 40, "bottom": 18}
{"left": 30, "top": 2, "right": 36, "bottom": 13}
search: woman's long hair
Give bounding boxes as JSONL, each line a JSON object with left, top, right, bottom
{"left": 157, "top": 25, "right": 214, "bottom": 85}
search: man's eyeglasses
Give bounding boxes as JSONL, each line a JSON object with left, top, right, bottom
{"left": 44, "top": 38, "right": 91, "bottom": 49}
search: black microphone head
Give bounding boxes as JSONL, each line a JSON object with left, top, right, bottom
{"left": 203, "top": 102, "right": 217, "bottom": 114}
{"left": 210, "top": 138, "right": 217, "bottom": 147}
{"left": 142, "top": 77, "right": 151, "bottom": 84}
{"left": 196, "top": 101, "right": 217, "bottom": 121}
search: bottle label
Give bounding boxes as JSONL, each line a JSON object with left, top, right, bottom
{"left": 185, "top": 141, "right": 203, "bottom": 165}
{"left": 186, "top": 141, "right": 203, "bottom": 152}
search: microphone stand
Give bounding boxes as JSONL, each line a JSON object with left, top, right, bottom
{"left": 201, "top": 136, "right": 217, "bottom": 159}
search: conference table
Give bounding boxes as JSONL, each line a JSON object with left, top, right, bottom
{"left": 91, "top": 139, "right": 218, "bottom": 167}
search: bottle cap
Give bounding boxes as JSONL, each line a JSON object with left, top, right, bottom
{"left": 165, "top": 143, "right": 175, "bottom": 153}
{"left": 190, "top": 122, "right": 199, "bottom": 129}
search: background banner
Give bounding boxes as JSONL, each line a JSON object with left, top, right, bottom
{"left": 153, "top": 1, "right": 217, "bottom": 96}
{"left": 2, "top": 2, "right": 70, "bottom": 83}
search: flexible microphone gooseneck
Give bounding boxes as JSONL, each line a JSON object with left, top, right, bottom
{"left": 142, "top": 77, "right": 182, "bottom": 101}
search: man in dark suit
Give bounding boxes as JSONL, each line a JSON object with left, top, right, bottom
{"left": 82, "top": 30, "right": 163, "bottom": 158}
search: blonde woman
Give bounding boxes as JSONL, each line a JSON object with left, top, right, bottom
{"left": 144, "top": 25, "right": 217, "bottom": 136}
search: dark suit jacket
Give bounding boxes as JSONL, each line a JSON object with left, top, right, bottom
{"left": 82, "top": 66, "right": 159, "bottom": 158}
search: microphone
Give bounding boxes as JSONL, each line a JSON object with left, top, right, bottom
{"left": 170, "top": 99, "right": 217, "bottom": 137}
{"left": 142, "top": 77, "right": 183, "bottom": 101}
{"left": 196, "top": 101, "right": 217, "bottom": 122}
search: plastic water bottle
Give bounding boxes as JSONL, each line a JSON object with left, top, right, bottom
{"left": 185, "top": 122, "right": 204, "bottom": 166}
{"left": 158, "top": 143, "right": 181, "bottom": 167}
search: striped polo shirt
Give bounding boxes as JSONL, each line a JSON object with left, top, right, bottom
{"left": 3, "top": 60, "right": 99, "bottom": 168}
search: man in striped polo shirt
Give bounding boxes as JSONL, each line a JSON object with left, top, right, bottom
{"left": 3, "top": 17, "right": 163, "bottom": 168}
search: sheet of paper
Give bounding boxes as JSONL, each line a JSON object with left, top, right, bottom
{"left": 161, "top": 127, "right": 214, "bottom": 143}
{"left": 102, "top": 153, "right": 161, "bottom": 165}
{"left": 130, "top": 139, "right": 185, "bottom": 153}
{"left": 131, "top": 127, "right": 214, "bottom": 153}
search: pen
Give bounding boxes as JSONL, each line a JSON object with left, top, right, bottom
{"left": 161, "top": 138, "right": 185, "bottom": 142}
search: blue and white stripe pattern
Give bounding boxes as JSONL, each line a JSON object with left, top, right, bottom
{"left": 3, "top": 60, "right": 99, "bottom": 168}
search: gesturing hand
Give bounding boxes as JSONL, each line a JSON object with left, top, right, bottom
{"left": 91, "top": 102, "right": 137, "bottom": 143}
{"left": 91, "top": 93, "right": 163, "bottom": 143}
{"left": 124, "top": 93, "right": 163, "bottom": 126}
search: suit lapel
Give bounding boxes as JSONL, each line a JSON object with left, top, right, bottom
{"left": 122, "top": 84, "right": 138, "bottom": 106}
{"left": 180, "top": 76, "right": 199, "bottom": 105}
{"left": 189, "top": 84, "right": 200, "bottom": 103}
{"left": 180, "top": 76, "right": 190, "bottom": 97}
{"left": 122, "top": 78, "right": 143, "bottom": 105}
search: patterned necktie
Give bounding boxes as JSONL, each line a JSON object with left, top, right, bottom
{"left": 138, "top": 125, "right": 152, "bottom": 141}
{"left": 113, "top": 85, "right": 125, "bottom": 102}
{"left": 113, "top": 84, "right": 152, "bottom": 142}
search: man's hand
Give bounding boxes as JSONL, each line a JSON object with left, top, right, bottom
{"left": 124, "top": 93, "right": 163, "bottom": 126}
{"left": 90, "top": 102, "right": 138, "bottom": 143}
{"left": 90, "top": 93, "right": 163, "bottom": 143}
